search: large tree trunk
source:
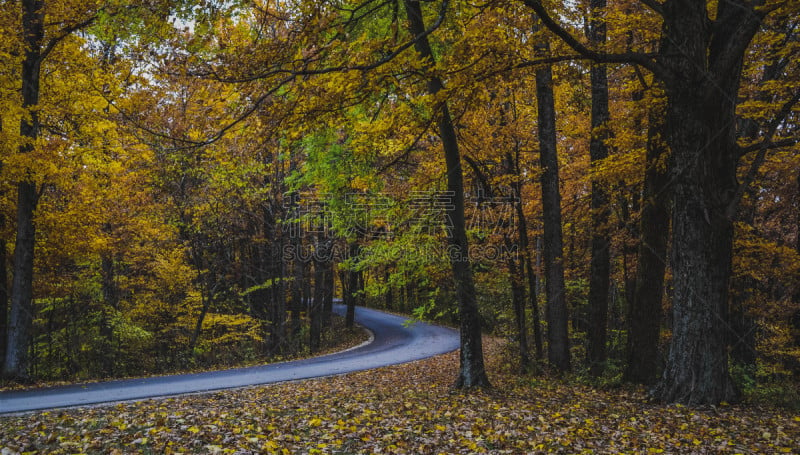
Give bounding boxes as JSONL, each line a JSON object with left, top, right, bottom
{"left": 655, "top": 150, "right": 739, "bottom": 404}
{"left": 4, "top": 0, "right": 44, "bottom": 381}
{"left": 522, "top": 0, "right": 767, "bottom": 405}
{"left": 624, "top": 97, "right": 670, "bottom": 385}
{"left": 534, "top": 21, "right": 571, "bottom": 373}
{"left": 650, "top": 0, "right": 763, "bottom": 405}
{"left": 404, "top": 0, "right": 490, "bottom": 388}
{"left": 586, "top": 0, "right": 611, "bottom": 377}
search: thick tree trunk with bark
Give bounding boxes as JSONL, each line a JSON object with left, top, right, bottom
{"left": 404, "top": 0, "right": 490, "bottom": 388}
{"left": 586, "top": 0, "right": 611, "bottom": 376}
{"left": 534, "top": 23, "right": 571, "bottom": 373}
{"left": 523, "top": 0, "right": 768, "bottom": 404}
{"left": 4, "top": 0, "right": 44, "bottom": 381}
{"left": 624, "top": 101, "right": 670, "bottom": 385}
{"left": 649, "top": 0, "right": 763, "bottom": 405}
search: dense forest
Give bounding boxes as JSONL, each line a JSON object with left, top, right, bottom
{"left": 0, "top": 0, "right": 798, "bottom": 407}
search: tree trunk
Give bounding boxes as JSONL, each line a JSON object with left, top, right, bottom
{"left": 0, "top": 213, "right": 8, "bottom": 366}
{"left": 534, "top": 20, "right": 571, "bottom": 373}
{"left": 513, "top": 163, "right": 544, "bottom": 360}
{"left": 189, "top": 278, "right": 212, "bottom": 355}
{"left": 650, "top": 0, "right": 763, "bottom": 405}
{"left": 586, "top": 0, "right": 611, "bottom": 377}
{"left": 290, "top": 245, "right": 304, "bottom": 339}
{"left": 523, "top": 0, "right": 766, "bottom": 404}
{"left": 311, "top": 261, "right": 323, "bottom": 353}
{"left": 624, "top": 97, "right": 670, "bottom": 385}
{"left": 4, "top": 0, "right": 44, "bottom": 381}
{"left": 345, "top": 242, "right": 361, "bottom": 328}
{"left": 404, "top": 0, "right": 490, "bottom": 388}
{"left": 322, "top": 257, "right": 334, "bottom": 329}
{"left": 99, "top": 249, "right": 118, "bottom": 377}
{"left": 655, "top": 159, "right": 739, "bottom": 404}
{"left": 520, "top": 223, "right": 544, "bottom": 361}
{"left": 506, "top": 236, "right": 531, "bottom": 371}
{"left": 384, "top": 269, "right": 393, "bottom": 311}
{"left": 310, "top": 235, "right": 330, "bottom": 352}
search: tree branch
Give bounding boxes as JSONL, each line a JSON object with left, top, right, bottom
{"left": 738, "top": 90, "right": 800, "bottom": 157}
{"left": 520, "top": 0, "right": 663, "bottom": 74}
{"left": 637, "top": 0, "right": 664, "bottom": 15}
{"left": 190, "top": 0, "right": 450, "bottom": 84}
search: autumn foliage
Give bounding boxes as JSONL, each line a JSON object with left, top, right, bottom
{"left": 0, "top": 0, "right": 798, "bottom": 409}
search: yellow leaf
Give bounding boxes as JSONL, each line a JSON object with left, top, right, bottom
{"left": 308, "top": 417, "right": 323, "bottom": 427}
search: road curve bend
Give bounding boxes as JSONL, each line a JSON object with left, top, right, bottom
{"left": 0, "top": 305, "right": 459, "bottom": 414}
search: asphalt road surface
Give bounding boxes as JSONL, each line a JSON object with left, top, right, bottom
{"left": 0, "top": 305, "right": 459, "bottom": 414}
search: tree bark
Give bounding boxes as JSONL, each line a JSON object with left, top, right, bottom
{"left": 310, "top": 235, "right": 330, "bottom": 353}
{"left": 344, "top": 242, "right": 361, "bottom": 328}
{"left": 511, "top": 154, "right": 544, "bottom": 360}
{"left": 506, "top": 235, "right": 531, "bottom": 371}
{"left": 649, "top": 0, "right": 764, "bottom": 405}
{"left": 0, "top": 113, "right": 6, "bottom": 366}
{"left": 322, "top": 256, "right": 334, "bottom": 329}
{"left": 624, "top": 97, "right": 670, "bottom": 385}
{"left": 4, "top": 0, "right": 44, "bottom": 381}
{"left": 311, "top": 262, "right": 323, "bottom": 353}
{"left": 523, "top": 0, "right": 768, "bottom": 404}
{"left": 586, "top": 0, "right": 611, "bottom": 377}
{"left": 0, "top": 213, "right": 8, "bottom": 366}
{"left": 404, "top": 0, "right": 490, "bottom": 388}
{"left": 533, "top": 20, "right": 571, "bottom": 373}
{"left": 99, "top": 248, "right": 118, "bottom": 377}
{"left": 525, "top": 235, "right": 544, "bottom": 359}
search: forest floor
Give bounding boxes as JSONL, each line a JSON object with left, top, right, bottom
{"left": 2, "top": 338, "right": 799, "bottom": 454}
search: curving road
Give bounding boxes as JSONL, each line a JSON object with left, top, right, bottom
{"left": 0, "top": 305, "right": 459, "bottom": 415}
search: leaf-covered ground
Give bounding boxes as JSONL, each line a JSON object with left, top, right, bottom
{"left": 2, "top": 338, "right": 799, "bottom": 454}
